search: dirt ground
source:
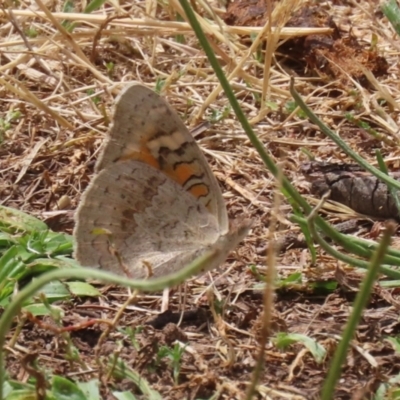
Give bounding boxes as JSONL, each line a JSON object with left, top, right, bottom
{"left": 1, "top": 0, "right": 400, "bottom": 399}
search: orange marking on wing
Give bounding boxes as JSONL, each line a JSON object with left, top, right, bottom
{"left": 189, "top": 184, "right": 209, "bottom": 199}
{"left": 118, "top": 144, "right": 211, "bottom": 202}
{"left": 172, "top": 163, "right": 198, "bottom": 185}
{"left": 165, "top": 162, "right": 209, "bottom": 200}
{"left": 119, "top": 147, "right": 160, "bottom": 170}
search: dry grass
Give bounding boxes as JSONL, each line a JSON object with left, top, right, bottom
{"left": 1, "top": 0, "right": 400, "bottom": 398}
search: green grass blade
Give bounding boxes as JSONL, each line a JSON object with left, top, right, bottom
{"left": 382, "top": 0, "right": 400, "bottom": 36}
{"left": 321, "top": 222, "right": 396, "bottom": 399}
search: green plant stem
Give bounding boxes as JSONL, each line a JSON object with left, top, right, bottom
{"left": 177, "top": 0, "right": 400, "bottom": 280}
{"left": 299, "top": 214, "right": 400, "bottom": 278}
{"left": 299, "top": 216, "right": 400, "bottom": 260}
{"left": 382, "top": 0, "right": 400, "bottom": 36}
{"left": 0, "top": 250, "right": 216, "bottom": 400}
{"left": 290, "top": 79, "right": 400, "bottom": 191}
{"left": 291, "top": 214, "right": 400, "bottom": 269}
{"left": 376, "top": 149, "right": 400, "bottom": 216}
{"left": 320, "top": 222, "right": 396, "bottom": 400}
{"left": 178, "top": 0, "right": 303, "bottom": 207}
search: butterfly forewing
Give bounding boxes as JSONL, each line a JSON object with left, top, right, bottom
{"left": 96, "top": 84, "right": 228, "bottom": 232}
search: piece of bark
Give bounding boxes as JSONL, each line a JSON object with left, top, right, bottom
{"left": 301, "top": 161, "right": 400, "bottom": 220}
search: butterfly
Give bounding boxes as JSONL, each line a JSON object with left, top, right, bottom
{"left": 73, "top": 84, "right": 251, "bottom": 279}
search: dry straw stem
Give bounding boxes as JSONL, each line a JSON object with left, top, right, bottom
{"left": 311, "top": 50, "right": 400, "bottom": 144}
{"left": 245, "top": 168, "right": 282, "bottom": 399}
{"left": 0, "top": 1, "right": 334, "bottom": 131}
{"left": 196, "top": 0, "right": 304, "bottom": 121}
{"left": 260, "top": 0, "right": 302, "bottom": 117}
{"left": 363, "top": 66, "right": 400, "bottom": 112}
{"left": 0, "top": 75, "right": 73, "bottom": 129}
{"left": 0, "top": 9, "right": 332, "bottom": 37}
{"left": 95, "top": 289, "right": 140, "bottom": 368}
